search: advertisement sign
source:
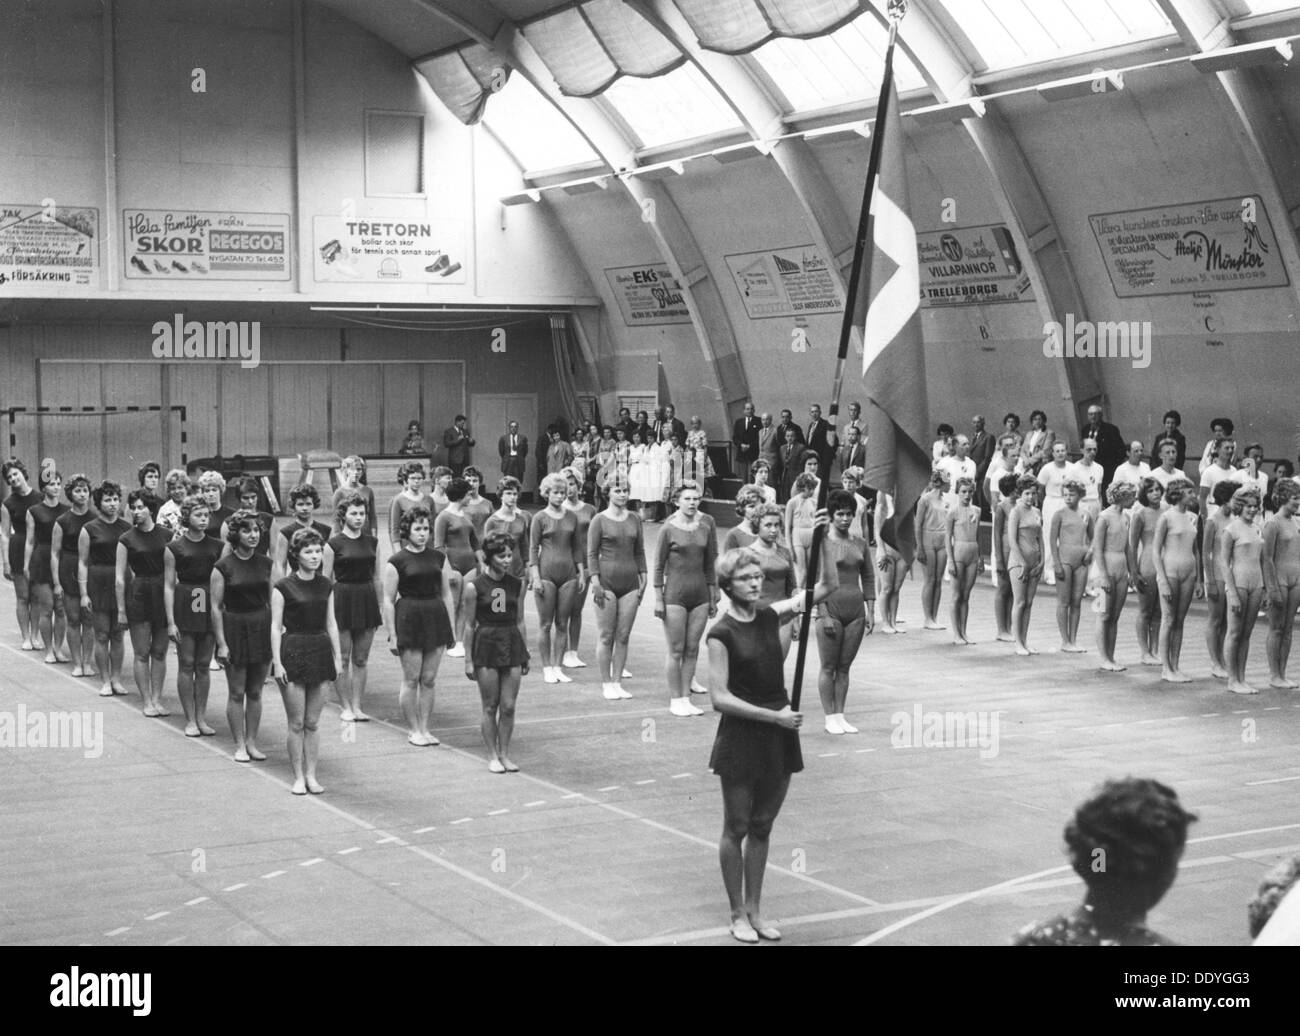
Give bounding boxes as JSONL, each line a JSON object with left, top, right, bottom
{"left": 724, "top": 245, "right": 843, "bottom": 319}
{"left": 0, "top": 203, "right": 99, "bottom": 290}
{"left": 604, "top": 263, "right": 692, "bottom": 325}
{"left": 1089, "top": 196, "right": 1289, "bottom": 297}
{"left": 917, "top": 224, "right": 1033, "bottom": 307}
{"left": 312, "top": 216, "right": 466, "bottom": 284}
{"left": 123, "top": 210, "right": 290, "bottom": 280}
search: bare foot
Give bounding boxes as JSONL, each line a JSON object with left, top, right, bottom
{"left": 305, "top": 777, "right": 325, "bottom": 794}
{"left": 1061, "top": 644, "right": 1087, "bottom": 653}
{"left": 1015, "top": 647, "right": 1032, "bottom": 656}
{"left": 1140, "top": 654, "right": 1160, "bottom": 667}
{"left": 923, "top": 622, "right": 947, "bottom": 631}
{"left": 339, "top": 708, "right": 355, "bottom": 723}
{"left": 1100, "top": 661, "right": 1127, "bottom": 672}
{"left": 71, "top": 665, "right": 84, "bottom": 677}
{"left": 408, "top": 733, "right": 432, "bottom": 747}
{"left": 502, "top": 757, "right": 519, "bottom": 772}
{"left": 1268, "top": 677, "right": 1299, "bottom": 690}
{"left": 196, "top": 720, "right": 217, "bottom": 736}
{"left": 353, "top": 711, "right": 371, "bottom": 722}
{"left": 1228, "top": 682, "right": 1259, "bottom": 695}
{"left": 1209, "top": 664, "right": 1229, "bottom": 679}
{"left": 1161, "top": 669, "right": 1192, "bottom": 684}
{"left": 246, "top": 744, "right": 267, "bottom": 761}
{"left": 99, "top": 685, "right": 114, "bottom": 697}
{"left": 290, "top": 779, "right": 307, "bottom": 795}
{"left": 995, "top": 633, "right": 1015, "bottom": 642}
{"left": 879, "top": 625, "right": 898, "bottom": 635}
{"left": 184, "top": 723, "right": 201, "bottom": 737}
{"left": 488, "top": 758, "right": 506, "bottom": 773}
{"left": 234, "top": 747, "right": 250, "bottom": 762}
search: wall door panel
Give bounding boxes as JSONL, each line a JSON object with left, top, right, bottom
{"left": 329, "top": 364, "right": 383, "bottom": 455}
{"left": 270, "top": 364, "right": 330, "bottom": 457}
{"left": 381, "top": 365, "right": 421, "bottom": 454}
{"left": 221, "top": 365, "right": 270, "bottom": 457}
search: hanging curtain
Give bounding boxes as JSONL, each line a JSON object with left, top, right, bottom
{"left": 521, "top": 0, "right": 684, "bottom": 98}
{"left": 413, "top": 43, "right": 509, "bottom": 125}
{"left": 672, "top": 0, "right": 865, "bottom": 55}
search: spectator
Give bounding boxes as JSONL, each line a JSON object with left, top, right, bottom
{"left": 1112, "top": 441, "right": 1151, "bottom": 491}
{"left": 775, "top": 408, "right": 804, "bottom": 447}
{"left": 615, "top": 407, "right": 637, "bottom": 440}
{"left": 831, "top": 425, "right": 866, "bottom": 489}
{"left": 938, "top": 435, "right": 976, "bottom": 511}
{"left": 1001, "top": 412, "right": 1023, "bottom": 454}
{"left": 545, "top": 425, "right": 573, "bottom": 476}
{"left": 1151, "top": 410, "right": 1186, "bottom": 471}
{"left": 777, "top": 427, "right": 804, "bottom": 503}
{"left": 1197, "top": 417, "right": 1234, "bottom": 475}
{"left": 1082, "top": 404, "right": 1127, "bottom": 494}
{"left": 931, "top": 423, "right": 955, "bottom": 463}
{"left": 969, "top": 415, "right": 995, "bottom": 511}
{"left": 757, "top": 412, "right": 780, "bottom": 473}
{"left": 1019, "top": 410, "right": 1055, "bottom": 474}
{"left": 732, "top": 402, "right": 761, "bottom": 477}
{"left": 399, "top": 420, "right": 426, "bottom": 455}
{"left": 842, "top": 400, "right": 865, "bottom": 440}
{"left": 662, "top": 404, "right": 687, "bottom": 448}
{"left": 1014, "top": 777, "right": 1197, "bottom": 946}
{"left": 805, "top": 404, "right": 837, "bottom": 474}
{"left": 498, "top": 420, "right": 528, "bottom": 484}
{"left": 442, "top": 415, "right": 475, "bottom": 477}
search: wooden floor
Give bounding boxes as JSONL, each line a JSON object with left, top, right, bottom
{"left": 2, "top": 525, "right": 1298, "bottom": 946}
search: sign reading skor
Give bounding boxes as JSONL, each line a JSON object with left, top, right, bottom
{"left": 123, "top": 210, "right": 291, "bottom": 280}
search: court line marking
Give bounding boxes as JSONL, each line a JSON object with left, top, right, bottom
{"left": 487, "top": 808, "right": 510, "bottom": 816}
{"left": 0, "top": 645, "right": 616, "bottom": 947}
{"left": 144, "top": 911, "right": 169, "bottom": 921}
{"left": 337, "top": 847, "right": 362, "bottom": 855}
{"left": 184, "top": 897, "right": 208, "bottom": 907}
{"left": 1245, "top": 776, "right": 1300, "bottom": 786}
{"left": 105, "top": 927, "right": 131, "bottom": 937}
{"left": 262, "top": 871, "right": 285, "bottom": 879}
{"left": 851, "top": 822, "right": 1300, "bottom": 946}
{"left": 222, "top": 883, "right": 247, "bottom": 892}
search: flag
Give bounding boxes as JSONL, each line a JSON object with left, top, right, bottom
{"left": 858, "top": 72, "right": 929, "bottom": 567}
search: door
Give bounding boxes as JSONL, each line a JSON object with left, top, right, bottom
{"left": 470, "top": 393, "right": 538, "bottom": 495}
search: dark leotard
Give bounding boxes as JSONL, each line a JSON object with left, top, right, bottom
{"left": 434, "top": 510, "right": 480, "bottom": 575}
{"left": 215, "top": 552, "right": 273, "bottom": 665}
{"left": 483, "top": 512, "right": 530, "bottom": 578}
{"left": 587, "top": 512, "right": 646, "bottom": 597}
{"left": 120, "top": 525, "right": 170, "bottom": 626}
{"left": 275, "top": 573, "right": 336, "bottom": 684}
{"left": 167, "top": 534, "right": 223, "bottom": 632}
{"left": 823, "top": 531, "right": 872, "bottom": 625}
{"left": 84, "top": 517, "right": 131, "bottom": 612}
{"left": 3, "top": 488, "right": 41, "bottom": 571}
{"left": 56, "top": 510, "right": 96, "bottom": 596}
{"left": 755, "top": 544, "right": 795, "bottom": 607}
{"left": 655, "top": 516, "right": 717, "bottom": 610}
{"left": 27, "top": 500, "right": 68, "bottom": 583}
{"left": 530, "top": 509, "right": 582, "bottom": 585}
{"left": 388, "top": 547, "right": 455, "bottom": 650}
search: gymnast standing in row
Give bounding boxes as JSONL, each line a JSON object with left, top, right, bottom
{"left": 165, "top": 494, "right": 222, "bottom": 735}
{"left": 530, "top": 474, "right": 584, "bottom": 685}
{"left": 1, "top": 459, "right": 41, "bottom": 649}
{"left": 329, "top": 492, "right": 382, "bottom": 722}
{"left": 23, "top": 467, "right": 68, "bottom": 663}
{"left": 212, "top": 511, "right": 273, "bottom": 760}
{"left": 79, "top": 481, "right": 130, "bottom": 696}
{"left": 117, "top": 489, "right": 170, "bottom": 716}
{"left": 52, "top": 474, "right": 96, "bottom": 675}
{"left": 586, "top": 479, "right": 645, "bottom": 700}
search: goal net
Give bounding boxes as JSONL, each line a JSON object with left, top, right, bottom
{"left": 5, "top": 406, "right": 187, "bottom": 484}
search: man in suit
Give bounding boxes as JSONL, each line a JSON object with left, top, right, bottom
{"left": 1018, "top": 410, "right": 1056, "bottom": 475}
{"left": 443, "top": 414, "right": 475, "bottom": 477}
{"left": 775, "top": 408, "right": 804, "bottom": 448}
{"left": 1082, "top": 404, "right": 1127, "bottom": 496}
{"left": 968, "top": 414, "right": 995, "bottom": 513}
{"left": 662, "top": 403, "right": 687, "bottom": 446}
{"left": 756, "top": 412, "right": 780, "bottom": 476}
{"left": 831, "top": 424, "right": 866, "bottom": 488}
{"left": 615, "top": 407, "right": 637, "bottom": 441}
{"left": 731, "top": 401, "right": 761, "bottom": 479}
{"left": 776, "top": 426, "right": 803, "bottom": 503}
{"left": 806, "top": 403, "right": 838, "bottom": 475}
{"left": 842, "top": 400, "right": 865, "bottom": 441}
{"left": 498, "top": 420, "right": 528, "bottom": 484}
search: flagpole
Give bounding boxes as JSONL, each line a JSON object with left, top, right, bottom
{"left": 790, "top": 1, "right": 905, "bottom": 713}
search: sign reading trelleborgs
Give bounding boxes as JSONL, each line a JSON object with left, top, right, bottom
{"left": 605, "top": 264, "right": 692, "bottom": 326}
{"left": 123, "top": 210, "right": 290, "bottom": 280}
{"left": 0, "top": 203, "right": 100, "bottom": 290}
{"left": 917, "top": 224, "right": 1034, "bottom": 307}
{"left": 1089, "top": 196, "right": 1289, "bottom": 297}
{"left": 725, "top": 245, "right": 843, "bottom": 319}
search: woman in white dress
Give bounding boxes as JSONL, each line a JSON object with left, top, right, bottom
{"left": 684, "top": 417, "right": 714, "bottom": 490}
{"left": 627, "top": 430, "right": 650, "bottom": 515}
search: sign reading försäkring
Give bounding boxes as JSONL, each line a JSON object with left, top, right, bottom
{"left": 0, "top": 203, "right": 100, "bottom": 290}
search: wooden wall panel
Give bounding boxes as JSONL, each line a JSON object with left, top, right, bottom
{"left": 269, "top": 364, "right": 330, "bottom": 456}
{"left": 169, "top": 366, "right": 220, "bottom": 464}
{"left": 329, "top": 364, "right": 383, "bottom": 456}
{"left": 381, "top": 365, "right": 420, "bottom": 454}
{"left": 220, "top": 364, "right": 270, "bottom": 457}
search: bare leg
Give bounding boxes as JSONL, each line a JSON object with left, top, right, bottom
{"left": 349, "top": 628, "right": 375, "bottom": 718}
{"left": 192, "top": 633, "right": 216, "bottom": 734}
{"left": 302, "top": 684, "right": 326, "bottom": 792}
{"left": 497, "top": 668, "right": 522, "bottom": 769}
{"left": 399, "top": 648, "right": 428, "bottom": 743}
{"left": 834, "top": 617, "right": 867, "bottom": 716}
{"left": 680, "top": 602, "right": 710, "bottom": 695}
{"left": 478, "top": 666, "right": 503, "bottom": 767}
{"left": 1226, "top": 587, "right": 1264, "bottom": 694}
{"left": 280, "top": 681, "right": 307, "bottom": 793}
{"left": 1266, "top": 583, "right": 1300, "bottom": 689}
{"left": 663, "top": 604, "right": 688, "bottom": 701}
{"left": 336, "top": 628, "right": 357, "bottom": 720}
{"left": 177, "top": 633, "right": 200, "bottom": 735}
{"left": 1160, "top": 577, "right": 1196, "bottom": 682}
{"left": 417, "top": 649, "right": 444, "bottom": 742}
{"left": 1206, "top": 585, "right": 1229, "bottom": 678}
{"left": 744, "top": 773, "right": 792, "bottom": 938}
{"left": 719, "top": 777, "right": 757, "bottom": 940}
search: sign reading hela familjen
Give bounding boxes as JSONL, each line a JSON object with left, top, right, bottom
{"left": 917, "top": 224, "right": 1033, "bottom": 307}
{"left": 1090, "top": 196, "right": 1289, "bottom": 297}
{"left": 725, "top": 245, "right": 843, "bottom": 319}
{"left": 124, "top": 210, "right": 290, "bottom": 280}
{"left": 0, "top": 203, "right": 99, "bottom": 290}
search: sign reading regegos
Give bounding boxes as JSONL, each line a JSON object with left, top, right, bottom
{"left": 1090, "top": 196, "right": 1290, "bottom": 297}
{"left": 312, "top": 216, "right": 466, "bottom": 284}
{"left": 123, "top": 210, "right": 291, "bottom": 280}
{"left": 0, "top": 203, "right": 100, "bottom": 290}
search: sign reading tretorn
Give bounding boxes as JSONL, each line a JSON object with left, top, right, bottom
{"left": 313, "top": 217, "right": 466, "bottom": 284}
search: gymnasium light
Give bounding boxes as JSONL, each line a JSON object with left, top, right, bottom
{"left": 1190, "top": 37, "right": 1295, "bottom": 73}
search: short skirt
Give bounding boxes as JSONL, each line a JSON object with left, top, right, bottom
{"left": 471, "top": 624, "right": 529, "bottom": 669}
{"left": 334, "top": 581, "right": 381, "bottom": 631}
{"left": 395, "top": 595, "right": 454, "bottom": 652}
{"left": 709, "top": 709, "right": 803, "bottom": 782}
{"left": 173, "top": 579, "right": 213, "bottom": 634}
{"left": 59, "top": 554, "right": 81, "bottom": 598}
{"left": 126, "top": 574, "right": 167, "bottom": 627}
{"left": 6, "top": 537, "right": 25, "bottom": 573}
{"left": 223, "top": 607, "right": 272, "bottom": 666}
{"left": 87, "top": 564, "right": 117, "bottom": 614}
{"left": 281, "top": 631, "right": 336, "bottom": 685}
{"left": 28, "top": 544, "right": 54, "bottom": 585}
